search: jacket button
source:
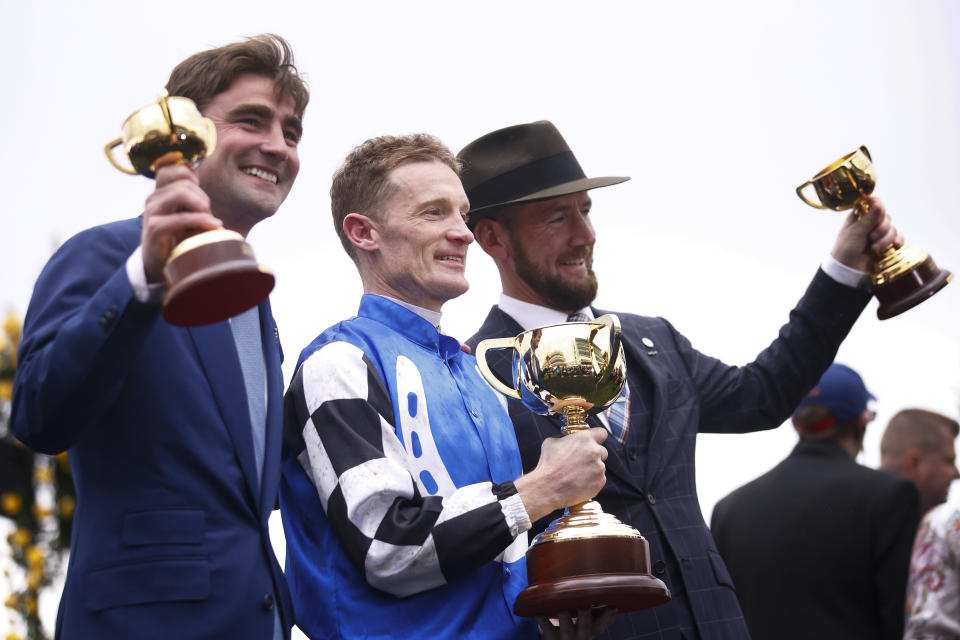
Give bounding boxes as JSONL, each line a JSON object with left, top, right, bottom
{"left": 262, "top": 594, "right": 274, "bottom": 611}
{"left": 647, "top": 492, "right": 656, "bottom": 505}
{"left": 653, "top": 560, "right": 666, "bottom": 576}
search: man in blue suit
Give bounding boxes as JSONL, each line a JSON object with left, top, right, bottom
{"left": 11, "top": 35, "right": 308, "bottom": 639}
{"left": 459, "top": 121, "right": 902, "bottom": 640}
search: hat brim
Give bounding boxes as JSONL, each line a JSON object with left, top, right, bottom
{"left": 467, "top": 175, "right": 629, "bottom": 228}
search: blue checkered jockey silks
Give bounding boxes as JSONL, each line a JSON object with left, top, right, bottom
{"left": 566, "top": 313, "right": 630, "bottom": 443}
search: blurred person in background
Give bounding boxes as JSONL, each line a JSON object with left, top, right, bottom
{"left": 881, "top": 409, "right": 959, "bottom": 514}
{"left": 711, "top": 363, "right": 922, "bottom": 640}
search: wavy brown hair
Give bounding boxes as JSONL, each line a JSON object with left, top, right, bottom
{"left": 166, "top": 33, "right": 309, "bottom": 119}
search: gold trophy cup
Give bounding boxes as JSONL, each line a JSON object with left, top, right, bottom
{"left": 475, "top": 315, "right": 670, "bottom": 617}
{"left": 796, "top": 146, "right": 952, "bottom": 319}
{"left": 105, "top": 90, "right": 275, "bottom": 326}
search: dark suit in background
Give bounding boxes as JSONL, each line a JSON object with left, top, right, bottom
{"left": 710, "top": 439, "right": 921, "bottom": 640}
{"left": 468, "top": 269, "right": 870, "bottom": 640}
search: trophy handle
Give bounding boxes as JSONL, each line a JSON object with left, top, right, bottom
{"left": 205, "top": 118, "right": 218, "bottom": 156}
{"left": 104, "top": 138, "right": 138, "bottom": 175}
{"left": 595, "top": 314, "right": 622, "bottom": 379}
{"left": 474, "top": 337, "right": 522, "bottom": 400}
{"left": 859, "top": 145, "right": 871, "bottom": 161}
{"left": 795, "top": 181, "right": 827, "bottom": 209}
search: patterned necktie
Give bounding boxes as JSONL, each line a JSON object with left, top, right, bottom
{"left": 566, "top": 312, "right": 630, "bottom": 442}
{"left": 230, "top": 306, "right": 266, "bottom": 489}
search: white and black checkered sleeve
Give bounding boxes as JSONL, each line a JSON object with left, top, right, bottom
{"left": 284, "top": 340, "right": 530, "bottom": 598}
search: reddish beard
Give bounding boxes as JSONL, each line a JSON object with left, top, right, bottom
{"left": 513, "top": 244, "right": 599, "bottom": 311}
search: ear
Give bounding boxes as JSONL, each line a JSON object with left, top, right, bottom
{"left": 473, "top": 218, "right": 512, "bottom": 261}
{"left": 343, "top": 213, "right": 378, "bottom": 254}
{"left": 904, "top": 447, "right": 922, "bottom": 471}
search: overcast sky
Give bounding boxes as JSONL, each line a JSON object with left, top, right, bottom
{"left": 3, "top": 1, "right": 959, "bottom": 634}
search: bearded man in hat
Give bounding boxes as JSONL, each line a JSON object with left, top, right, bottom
{"left": 459, "top": 121, "right": 902, "bottom": 640}
{"left": 711, "top": 363, "right": 921, "bottom": 640}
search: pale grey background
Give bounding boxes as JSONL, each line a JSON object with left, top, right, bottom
{"left": 2, "top": 1, "right": 958, "bottom": 636}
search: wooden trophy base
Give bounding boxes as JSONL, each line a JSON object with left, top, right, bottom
{"left": 874, "top": 250, "right": 952, "bottom": 320}
{"left": 162, "top": 229, "right": 275, "bottom": 327}
{"left": 514, "top": 502, "right": 670, "bottom": 617}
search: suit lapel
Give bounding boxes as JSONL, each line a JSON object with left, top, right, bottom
{"left": 188, "top": 321, "right": 260, "bottom": 509}
{"left": 594, "top": 309, "right": 668, "bottom": 491}
{"left": 611, "top": 312, "right": 672, "bottom": 489}
{"left": 259, "top": 300, "right": 283, "bottom": 520}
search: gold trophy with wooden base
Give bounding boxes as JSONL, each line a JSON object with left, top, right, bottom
{"left": 796, "top": 146, "right": 952, "bottom": 319}
{"left": 475, "top": 315, "right": 670, "bottom": 617}
{"left": 105, "top": 90, "right": 275, "bottom": 326}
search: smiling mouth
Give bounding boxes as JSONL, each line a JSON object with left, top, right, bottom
{"left": 436, "top": 255, "right": 465, "bottom": 265}
{"left": 242, "top": 167, "right": 278, "bottom": 184}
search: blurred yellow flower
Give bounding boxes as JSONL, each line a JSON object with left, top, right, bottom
{"left": 23, "top": 595, "right": 37, "bottom": 616}
{"left": 0, "top": 379, "right": 11, "bottom": 402}
{"left": 3, "top": 593, "right": 17, "bottom": 608}
{"left": 26, "top": 545, "right": 44, "bottom": 569}
{"left": 26, "top": 568, "right": 43, "bottom": 590}
{"left": 1, "top": 491, "right": 23, "bottom": 515}
{"left": 3, "top": 312, "right": 21, "bottom": 347}
{"left": 34, "top": 466, "right": 53, "bottom": 484}
{"left": 9, "top": 528, "right": 31, "bottom": 548}
{"left": 58, "top": 495, "right": 76, "bottom": 518}
{"left": 54, "top": 451, "right": 71, "bottom": 472}
{"left": 32, "top": 504, "right": 53, "bottom": 518}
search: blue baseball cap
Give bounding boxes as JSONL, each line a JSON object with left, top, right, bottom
{"left": 793, "top": 363, "right": 876, "bottom": 430}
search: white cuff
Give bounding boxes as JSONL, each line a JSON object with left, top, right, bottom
{"left": 500, "top": 492, "right": 532, "bottom": 536}
{"left": 822, "top": 255, "right": 872, "bottom": 291}
{"left": 125, "top": 246, "right": 165, "bottom": 304}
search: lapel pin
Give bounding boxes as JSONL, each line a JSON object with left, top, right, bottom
{"left": 642, "top": 337, "right": 654, "bottom": 348}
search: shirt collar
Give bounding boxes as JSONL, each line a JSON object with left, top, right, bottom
{"left": 379, "top": 295, "right": 443, "bottom": 329}
{"left": 358, "top": 294, "right": 461, "bottom": 359}
{"left": 497, "top": 293, "right": 593, "bottom": 331}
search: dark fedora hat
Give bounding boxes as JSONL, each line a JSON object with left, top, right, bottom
{"left": 457, "top": 120, "right": 629, "bottom": 229}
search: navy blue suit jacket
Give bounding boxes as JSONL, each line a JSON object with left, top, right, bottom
{"left": 11, "top": 217, "right": 292, "bottom": 639}
{"left": 467, "top": 269, "right": 871, "bottom": 640}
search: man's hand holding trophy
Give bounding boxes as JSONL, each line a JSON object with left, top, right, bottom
{"left": 105, "top": 90, "right": 275, "bottom": 326}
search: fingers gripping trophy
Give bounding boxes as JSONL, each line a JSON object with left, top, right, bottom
{"left": 476, "top": 314, "right": 671, "bottom": 618}
{"left": 796, "top": 146, "right": 952, "bottom": 319}
{"left": 105, "top": 91, "right": 275, "bottom": 326}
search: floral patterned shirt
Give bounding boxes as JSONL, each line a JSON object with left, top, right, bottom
{"left": 905, "top": 499, "right": 960, "bottom": 639}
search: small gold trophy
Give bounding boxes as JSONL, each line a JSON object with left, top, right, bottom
{"left": 476, "top": 315, "right": 670, "bottom": 617}
{"left": 105, "top": 90, "right": 275, "bottom": 326}
{"left": 796, "top": 146, "right": 952, "bottom": 319}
